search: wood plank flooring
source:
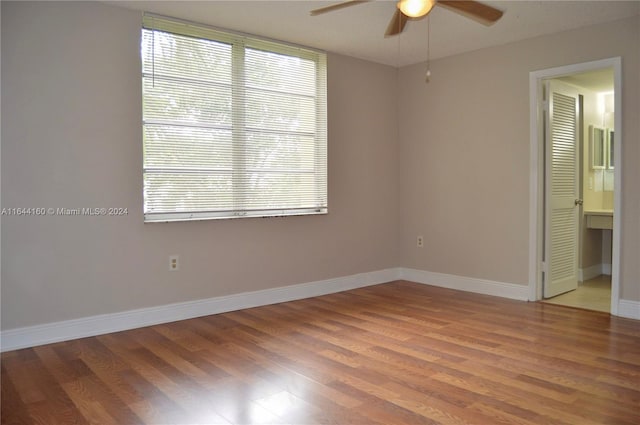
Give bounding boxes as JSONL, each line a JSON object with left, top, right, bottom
{"left": 2, "top": 281, "right": 640, "bottom": 424}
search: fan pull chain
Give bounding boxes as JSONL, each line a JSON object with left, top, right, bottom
{"left": 425, "top": 15, "right": 431, "bottom": 83}
{"left": 396, "top": 9, "right": 401, "bottom": 68}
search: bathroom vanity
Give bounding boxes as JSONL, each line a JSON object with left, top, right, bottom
{"left": 585, "top": 209, "right": 613, "bottom": 230}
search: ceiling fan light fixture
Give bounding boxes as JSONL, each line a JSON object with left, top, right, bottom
{"left": 397, "top": 0, "right": 435, "bottom": 18}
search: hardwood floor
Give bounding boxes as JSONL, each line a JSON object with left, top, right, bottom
{"left": 3, "top": 281, "right": 640, "bottom": 425}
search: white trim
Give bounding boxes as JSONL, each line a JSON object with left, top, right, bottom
{"left": 6, "top": 264, "right": 630, "bottom": 352}
{"left": 528, "top": 70, "right": 544, "bottom": 302}
{"left": 528, "top": 57, "right": 622, "bottom": 314}
{"left": 399, "top": 268, "right": 529, "bottom": 301}
{"left": 0, "top": 268, "right": 400, "bottom": 352}
{"left": 579, "top": 264, "right": 607, "bottom": 282}
{"left": 618, "top": 300, "right": 640, "bottom": 320}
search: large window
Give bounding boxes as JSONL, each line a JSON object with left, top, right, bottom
{"left": 142, "top": 14, "right": 327, "bottom": 222}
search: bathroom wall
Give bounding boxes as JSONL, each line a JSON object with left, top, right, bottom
{"left": 580, "top": 87, "right": 604, "bottom": 274}
{"left": 583, "top": 89, "right": 604, "bottom": 211}
{"left": 584, "top": 91, "right": 615, "bottom": 210}
{"left": 581, "top": 85, "right": 615, "bottom": 277}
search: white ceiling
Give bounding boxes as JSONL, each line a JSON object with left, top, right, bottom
{"left": 558, "top": 68, "right": 614, "bottom": 92}
{"left": 112, "top": 1, "right": 640, "bottom": 67}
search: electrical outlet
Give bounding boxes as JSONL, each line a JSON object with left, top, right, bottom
{"left": 169, "top": 255, "right": 179, "bottom": 271}
{"left": 417, "top": 236, "right": 424, "bottom": 248}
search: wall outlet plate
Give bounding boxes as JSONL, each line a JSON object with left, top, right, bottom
{"left": 169, "top": 255, "right": 179, "bottom": 271}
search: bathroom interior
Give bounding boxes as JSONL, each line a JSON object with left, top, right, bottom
{"left": 543, "top": 68, "right": 614, "bottom": 313}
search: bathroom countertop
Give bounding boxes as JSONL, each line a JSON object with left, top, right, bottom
{"left": 584, "top": 209, "right": 614, "bottom": 216}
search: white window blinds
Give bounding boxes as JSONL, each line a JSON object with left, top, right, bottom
{"left": 142, "top": 14, "right": 328, "bottom": 222}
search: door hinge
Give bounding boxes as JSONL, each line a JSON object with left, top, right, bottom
{"left": 541, "top": 261, "right": 548, "bottom": 272}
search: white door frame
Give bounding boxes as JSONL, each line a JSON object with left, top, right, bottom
{"left": 528, "top": 57, "right": 622, "bottom": 315}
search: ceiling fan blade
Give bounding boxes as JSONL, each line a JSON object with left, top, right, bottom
{"left": 385, "top": 9, "right": 409, "bottom": 37}
{"left": 437, "top": 1, "right": 503, "bottom": 26}
{"left": 310, "top": 0, "right": 371, "bottom": 16}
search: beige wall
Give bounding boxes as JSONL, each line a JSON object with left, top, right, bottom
{"left": 399, "top": 15, "right": 639, "bottom": 300}
{"left": 1, "top": 1, "right": 400, "bottom": 330}
{"left": 2, "top": 2, "right": 639, "bottom": 332}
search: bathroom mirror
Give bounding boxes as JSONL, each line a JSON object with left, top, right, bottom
{"left": 607, "top": 129, "right": 614, "bottom": 169}
{"left": 590, "top": 125, "right": 606, "bottom": 169}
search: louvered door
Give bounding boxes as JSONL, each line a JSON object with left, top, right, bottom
{"left": 544, "top": 80, "right": 580, "bottom": 298}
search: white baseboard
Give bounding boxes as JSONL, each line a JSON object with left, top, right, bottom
{"left": 399, "top": 268, "right": 529, "bottom": 301}
{"left": 579, "top": 264, "right": 612, "bottom": 282}
{"left": 0, "top": 268, "right": 400, "bottom": 352}
{"left": 579, "top": 264, "right": 602, "bottom": 282}
{"left": 618, "top": 299, "right": 640, "bottom": 320}
{"left": 11, "top": 265, "right": 621, "bottom": 352}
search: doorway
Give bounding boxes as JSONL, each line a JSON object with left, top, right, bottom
{"left": 543, "top": 275, "right": 611, "bottom": 312}
{"left": 528, "top": 58, "right": 622, "bottom": 315}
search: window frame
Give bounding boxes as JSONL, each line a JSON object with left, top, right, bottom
{"left": 141, "top": 14, "right": 328, "bottom": 223}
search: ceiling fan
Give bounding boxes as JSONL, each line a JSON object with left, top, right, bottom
{"left": 310, "top": 0, "right": 504, "bottom": 36}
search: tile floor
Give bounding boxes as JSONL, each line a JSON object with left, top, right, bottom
{"left": 542, "top": 275, "right": 612, "bottom": 313}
